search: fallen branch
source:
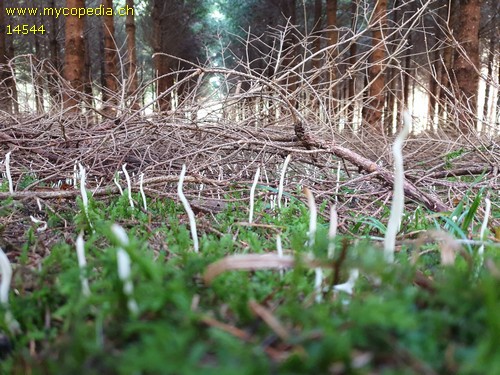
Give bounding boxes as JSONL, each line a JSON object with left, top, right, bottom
{"left": 427, "top": 166, "right": 494, "bottom": 179}
{"left": 294, "top": 122, "right": 449, "bottom": 212}
{"left": 0, "top": 175, "right": 226, "bottom": 200}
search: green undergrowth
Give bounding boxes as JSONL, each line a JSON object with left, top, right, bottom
{"left": 0, "top": 188, "right": 499, "bottom": 374}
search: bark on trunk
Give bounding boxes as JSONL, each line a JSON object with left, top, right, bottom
{"left": 102, "top": 0, "right": 118, "bottom": 114}
{"left": 347, "top": 0, "right": 359, "bottom": 128}
{"left": 364, "top": 0, "right": 387, "bottom": 133}
{"left": 152, "top": 0, "right": 169, "bottom": 112}
{"left": 280, "top": 0, "right": 297, "bottom": 105}
{"left": 311, "top": 0, "right": 322, "bottom": 86}
{"left": 453, "top": 0, "right": 481, "bottom": 132}
{"left": 326, "top": 0, "right": 338, "bottom": 107}
{"left": 63, "top": 0, "right": 86, "bottom": 111}
{"left": 0, "top": 0, "right": 13, "bottom": 113}
{"left": 47, "top": 0, "right": 61, "bottom": 103}
{"left": 125, "top": 0, "right": 139, "bottom": 109}
{"left": 481, "top": 37, "right": 495, "bottom": 130}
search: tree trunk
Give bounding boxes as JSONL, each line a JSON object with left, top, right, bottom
{"left": 428, "top": 55, "right": 439, "bottom": 127}
{"left": 428, "top": 28, "right": 440, "bottom": 129}
{"left": 280, "top": 0, "right": 297, "bottom": 105}
{"left": 47, "top": 0, "right": 61, "bottom": 104}
{"left": 482, "top": 37, "right": 495, "bottom": 131}
{"left": 152, "top": 0, "right": 172, "bottom": 112}
{"left": 385, "top": 67, "right": 397, "bottom": 133}
{"left": 403, "top": 36, "right": 411, "bottom": 111}
{"left": 326, "top": 0, "right": 338, "bottom": 108}
{"left": 311, "top": 0, "right": 322, "bottom": 86}
{"left": 384, "top": 1, "right": 402, "bottom": 134}
{"left": 82, "top": 17, "right": 93, "bottom": 109}
{"left": 63, "top": 0, "right": 86, "bottom": 111}
{"left": 102, "top": 0, "right": 118, "bottom": 115}
{"left": 438, "top": 0, "right": 458, "bottom": 127}
{"left": 364, "top": 0, "right": 387, "bottom": 133}
{"left": 347, "top": 0, "right": 359, "bottom": 128}
{"left": 0, "top": 0, "right": 13, "bottom": 113}
{"left": 125, "top": 0, "right": 139, "bottom": 109}
{"left": 6, "top": 28, "right": 18, "bottom": 113}
{"left": 34, "top": 37, "right": 44, "bottom": 114}
{"left": 453, "top": 0, "right": 481, "bottom": 132}
{"left": 326, "top": 0, "right": 338, "bottom": 69}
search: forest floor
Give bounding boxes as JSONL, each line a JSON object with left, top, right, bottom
{"left": 0, "top": 114, "right": 499, "bottom": 374}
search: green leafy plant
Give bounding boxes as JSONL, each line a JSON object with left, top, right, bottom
{"left": 0, "top": 189, "right": 498, "bottom": 374}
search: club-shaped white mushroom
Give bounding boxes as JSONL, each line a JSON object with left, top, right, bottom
{"left": 384, "top": 110, "right": 411, "bottom": 263}
{"left": 111, "top": 224, "right": 139, "bottom": 315}
{"left": 0, "top": 247, "right": 20, "bottom": 334}
{"left": 177, "top": 165, "right": 199, "bottom": 253}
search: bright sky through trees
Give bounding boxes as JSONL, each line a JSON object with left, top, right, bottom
{"left": 210, "top": 8, "right": 225, "bottom": 22}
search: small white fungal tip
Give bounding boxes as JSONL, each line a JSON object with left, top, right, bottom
{"left": 117, "top": 248, "right": 132, "bottom": 281}
{"left": 0, "top": 249, "right": 12, "bottom": 305}
{"left": 276, "top": 234, "right": 284, "bottom": 278}
{"left": 314, "top": 268, "right": 323, "bottom": 303}
{"left": 328, "top": 205, "right": 338, "bottom": 259}
{"left": 78, "top": 163, "right": 93, "bottom": 228}
{"left": 122, "top": 164, "right": 134, "bottom": 209}
{"left": 278, "top": 154, "right": 292, "bottom": 210}
{"left": 117, "top": 248, "right": 139, "bottom": 315}
{"left": 335, "top": 161, "right": 341, "bottom": 204}
{"left": 111, "top": 225, "right": 138, "bottom": 314}
{"left": 75, "top": 232, "right": 86, "bottom": 266}
{"left": 304, "top": 188, "right": 317, "bottom": 249}
{"left": 333, "top": 269, "right": 359, "bottom": 295}
{"left": 127, "top": 299, "right": 139, "bottom": 314}
{"left": 139, "top": 173, "right": 147, "bottom": 211}
{"left": 76, "top": 231, "right": 91, "bottom": 296}
{"left": 477, "top": 198, "right": 491, "bottom": 264}
{"left": 30, "top": 215, "right": 48, "bottom": 232}
{"left": 5, "top": 151, "right": 13, "bottom": 194}
{"left": 73, "top": 163, "right": 78, "bottom": 188}
{"left": 177, "top": 165, "right": 199, "bottom": 253}
{"left": 0, "top": 247, "right": 20, "bottom": 333}
{"left": 276, "top": 234, "right": 283, "bottom": 258}
{"left": 111, "top": 223, "right": 130, "bottom": 246}
{"left": 303, "top": 187, "right": 320, "bottom": 300}
{"left": 114, "top": 171, "right": 123, "bottom": 196}
{"left": 249, "top": 167, "right": 261, "bottom": 223}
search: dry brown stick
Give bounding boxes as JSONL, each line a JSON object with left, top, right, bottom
{"left": 294, "top": 122, "right": 449, "bottom": 212}
{"left": 0, "top": 175, "right": 226, "bottom": 200}
{"left": 248, "top": 300, "right": 290, "bottom": 341}
{"left": 427, "top": 166, "right": 493, "bottom": 179}
{"left": 200, "top": 316, "right": 252, "bottom": 341}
